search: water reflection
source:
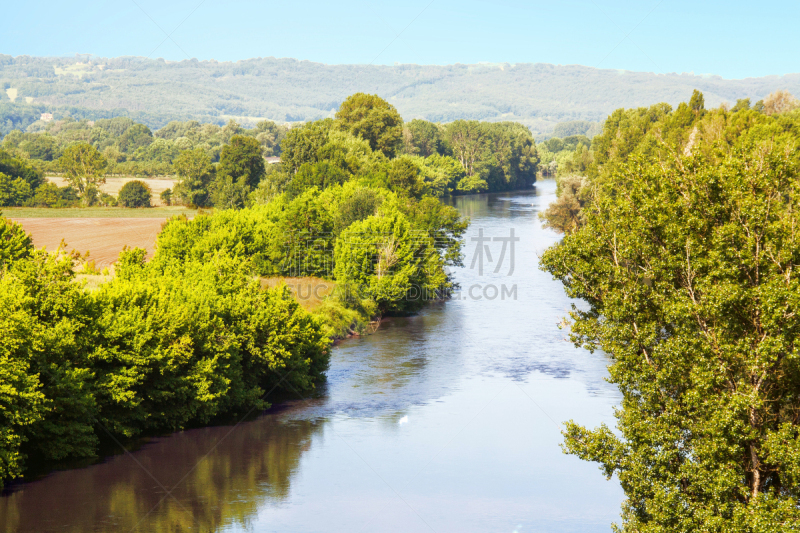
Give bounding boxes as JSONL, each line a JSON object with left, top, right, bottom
{"left": 1, "top": 414, "right": 323, "bottom": 532}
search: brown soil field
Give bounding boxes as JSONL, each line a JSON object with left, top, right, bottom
{"left": 46, "top": 176, "right": 177, "bottom": 206}
{"left": 13, "top": 218, "right": 166, "bottom": 266}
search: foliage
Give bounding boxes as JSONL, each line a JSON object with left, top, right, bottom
{"left": 160, "top": 188, "right": 172, "bottom": 206}
{"left": 117, "top": 180, "right": 152, "bottom": 208}
{"left": 336, "top": 93, "right": 403, "bottom": 158}
{"left": 0, "top": 173, "right": 31, "bottom": 207}
{"left": 540, "top": 89, "right": 800, "bottom": 531}
{"left": 539, "top": 174, "right": 587, "bottom": 233}
{"left": 58, "top": 142, "right": 108, "bottom": 202}
{"left": 0, "top": 147, "right": 43, "bottom": 194}
{"left": 285, "top": 161, "right": 347, "bottom": 199}
{"left": 763, "top": 90, "right": 800, "bottom": 116}
{"left": 444, "top": 120, "right": 539, "bottom": 192}
{"left": 217, "top": 134, "right": 266, "bottom": 189}
{"left": 333, "top": 206, "right": 445, "bottom": 313}
{"left": 173, "top": 147, "right": 214, "bottom": 207}
{"left": 0, "top": 215, "right": 32, "bottom": 268}
{"left": 403, "top": 119, "right": 447, "bottom": 157}
{"left": 0, "top": 242, "right": 330, "bottom": 487}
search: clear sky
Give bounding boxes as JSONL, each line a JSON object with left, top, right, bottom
{"left": 2, "top": 0, "right": 797, "bottom": 79}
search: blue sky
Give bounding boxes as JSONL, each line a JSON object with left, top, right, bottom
{"left": 2, "top": 0, "right": 797, "bottom": 79}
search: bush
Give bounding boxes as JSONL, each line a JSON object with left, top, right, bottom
{"left": 97, "top": 192, "right": 117, "bottom": 207}
{"left": 117, "top": 180, "right": 152, "bottom": 208}
{"left": 0, "top": 216, "right": 33, "bottom": 268}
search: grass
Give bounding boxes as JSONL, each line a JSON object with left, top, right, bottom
{"left": 2, "top": 206, "right": 199, "bottom": 219}
{"left": 259, "top": 277, "right": 336, "bottom": 311}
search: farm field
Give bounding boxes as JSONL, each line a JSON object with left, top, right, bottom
{"left": 3, "top": 206, "right": 197, "bottom": 218}
{"left": 12, "top": 218, "right": 169, "bottom": 266}
{"left": 46, "top": 176, "right": 177, "bottom": 206}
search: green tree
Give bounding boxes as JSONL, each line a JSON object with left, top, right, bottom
{"left": 117, "top": 180, "right": 152, "bottom": 208}
{"left": 405, "top": 119, "right": 446, "bottom": 157}
{"left": 336, "top": 93, "right": 403, "bottom": 158}
{"left": 58, "top": 143, "right": 108, "bottom": 202}
{"left": 387, "top": 157, "right": 423, "bottom": 198}
{"left": 285, "top": 161, "right": 347, "bottom": 199}
{"left": 117, "top": 123, "right": 153, "bottom": 153}
{"left": 732, "top": 98, "right": 751, "bottom": 112}
{"left": 209, "top": 175, "right": 251, "bottom": 209}
{"left": 218, "top": 135, "right": 266, "bottom": 189}
{"left": 0, "top": 148, "right": 44, "bottom": 192}
{"left": 0, "top": 173, "right": 32, "bottom": 207}
{"left": 173, "top": 148, "right": 213, "bottom": 207}
{"left": 0, "top": 216, "right": 32, "bottom": 268}
{"left": 160, "top": 188, "right": 172, "bottom": 206}
{"left": 541, "top": 142, "right": 800, "bottom": 531}
{"left": 334, "top": 207, "right": 445, "bottom": 313}
{"left": 278, "top": 119, "right": 335, "bottom": 174}
{"left": 444, "top": 120, "right": 488, "bottom": 179}
{"left": 29, "top": 183, "right": 66, "bottom": 207}
{"left": 689, "top": 89, "right": 705, "bottom": 114}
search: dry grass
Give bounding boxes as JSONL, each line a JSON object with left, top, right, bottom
{"left": 46, "top": 176, "right": 179, "bottom": 206}
{"left": 74, "top": 273, "right": 114, "bottom": 291}
{"left": 259, "top": 277, "right": 336, "bottom": 311}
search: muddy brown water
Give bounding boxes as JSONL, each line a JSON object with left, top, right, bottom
{"left": 0, "top": 180, "right": 623, "bottom": 532}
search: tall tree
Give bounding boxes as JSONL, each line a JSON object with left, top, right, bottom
{"left": 336, "top": 93, "right": 403, "bottom": 158}
{"left": 689, "top": 89, "right": 705, "bottom": 114}
{"left": 405, "top": 119, "right": 446, "bottom": 157}
{"left": 763, "top": 90, "right": 800, "bottom": 116}
{"left": 58, "top": 143, "right": 107, "bottom": 202}
{"left": 218, "top": 135, "right": 266, "bottom": 189}
{"left": 541, "top": 142, "right": 800, "bottom": 531}
{"left": 173, "top": 148, "right": 213, "bottom": 207}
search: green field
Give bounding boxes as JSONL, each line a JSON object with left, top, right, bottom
{"left": 2, "top": 206, "right": 200, "bottom": 218}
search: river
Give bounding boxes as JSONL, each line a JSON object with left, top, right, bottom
{"left": 0, "top": 179, "right": 623, "bottom": 533}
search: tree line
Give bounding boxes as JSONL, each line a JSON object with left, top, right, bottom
{"left": 0, "top": 93, "right": 539, "bottom": 208}
{"left": 539, "top": 89, "right": 800, "bottom": 531}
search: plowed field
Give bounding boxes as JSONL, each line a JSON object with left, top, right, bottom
{"left": 13, "top": 218, "right": 166, "bottom": 266}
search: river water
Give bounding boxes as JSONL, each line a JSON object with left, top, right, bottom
{"left": 0, "top": 179, "right": 623, "bottom": 533}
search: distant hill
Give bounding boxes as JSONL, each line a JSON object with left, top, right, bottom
{"left": 2, "top": 55, "right": 799, "bottom": 138}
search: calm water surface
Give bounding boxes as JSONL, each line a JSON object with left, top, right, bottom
{"left": 0, "top": 179, "right": 623, "bottom": 532}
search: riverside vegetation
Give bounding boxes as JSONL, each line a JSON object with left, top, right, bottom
{"left": 540, "top": 90, "right": 800, "bottom": 531}
{"left": 0, "top": 93, "right": 542, "bottom": 487}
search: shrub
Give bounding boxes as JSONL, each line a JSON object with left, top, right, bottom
{"left": 97, "top": 192, "right": 117, "bottom": 207}
{"left": 117, "top": 180, "right": 152, "bottom": 208}
{"left": 0, "top": 216, "right": 33, "bottom": 268}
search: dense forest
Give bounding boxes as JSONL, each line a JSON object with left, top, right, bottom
{"left": 2, "top": 54, "right": 799, "bottom": 138}
{"left": 540, "top": 90, "right": 800, "bottom": 530}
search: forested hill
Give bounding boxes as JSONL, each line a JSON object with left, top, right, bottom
{"left": 2, "top": 54, "right": 800, "bottom": 136}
